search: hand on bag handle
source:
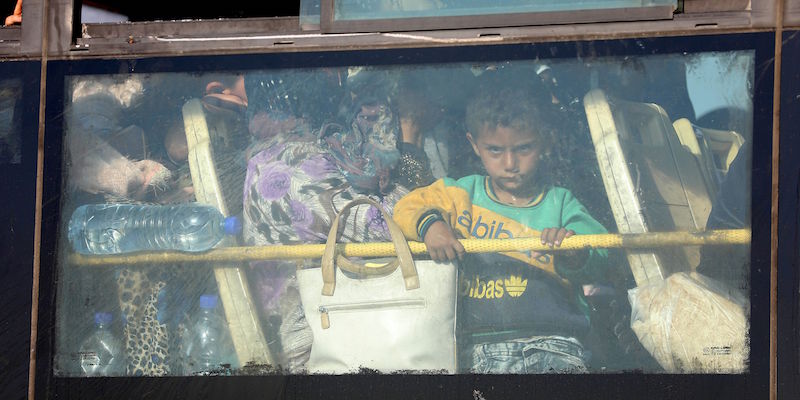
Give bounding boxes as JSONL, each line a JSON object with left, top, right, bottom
{"left": 321, "top": 198, "right": 419, "bottom": 296}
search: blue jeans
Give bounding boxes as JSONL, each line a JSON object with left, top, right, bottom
{"left": 467, "top": 335, "right": 587, "bottom": 374}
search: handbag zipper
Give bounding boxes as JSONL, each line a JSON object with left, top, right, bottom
{"left": 318, "top": 299, "right": 426, "bottom": 329}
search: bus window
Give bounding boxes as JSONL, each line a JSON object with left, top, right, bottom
{"left": 42, "top": 34, "right": 769, "bottom": 387}
{"left": 310, "top": 0, "right": 677, "bottom": 32}
{"left": 0, "top": 79, "right": 22, "bottom": 164}
{"left": 1, "top": 61, "right": 39, "bottom": 400}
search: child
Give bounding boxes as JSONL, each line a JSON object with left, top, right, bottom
{"left": 392, "top": 84, "right": 609, "bottom": 373}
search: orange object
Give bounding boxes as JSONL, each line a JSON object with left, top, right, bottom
{"left": 4, "top": 0, "right": 22, "bottom": 26}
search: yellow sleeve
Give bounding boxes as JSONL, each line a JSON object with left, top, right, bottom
{"left": 392, "top": 178, "right": 472, "bottom": 241}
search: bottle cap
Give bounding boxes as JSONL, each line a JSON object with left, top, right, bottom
{"left": 199, "top": 294, "right": 218, "bottom": 309}
{"left": 94, "top": 312, "right": 113, "bottom": 325}
{"left": 223, "top": 216, "right": 243, "bottom": 236}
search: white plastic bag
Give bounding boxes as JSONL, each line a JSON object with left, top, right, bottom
{"left": 628, "top": 272, "right": 748, "bottom": 373}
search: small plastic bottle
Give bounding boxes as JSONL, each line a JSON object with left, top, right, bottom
{"left": 182, "top": 294, "right": 235, "bottom": 375}
{"left": 68, "top": 203, "right": 242, "bottom": 255}
{"left": 78, "top": 312, "right": 125, "bottom": 377}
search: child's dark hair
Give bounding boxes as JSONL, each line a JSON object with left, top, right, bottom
{"left": 464, "top": 82, "right": 561, "bottom": 186}
{"left": 465, "top": 84, "right": 557, "bottom": 144}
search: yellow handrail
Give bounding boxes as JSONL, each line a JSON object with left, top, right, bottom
{"left": 68, "top": 228, "right": 750, "bottom": 267}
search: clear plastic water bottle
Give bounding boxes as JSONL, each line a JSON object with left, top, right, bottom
{"left": 182, "top": 294, "right": 236, "bottom": 375}
{"left": 78, "top": 312, "right": 125, "bottom": 376}
{"left": 68, "top": 203, "right": 242, "bottom": 255}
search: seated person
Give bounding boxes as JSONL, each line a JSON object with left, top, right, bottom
{"left": 241, "top": 67, "right": 446, "bottom": 370}
{"left": 66, "top": 76, "right": 173, "bottom": 203}
{"left": 392, "top": 84, "right": 609, "bottom": 373}
{"left": 696, "top": 141, "right": 750, "bottom": 293}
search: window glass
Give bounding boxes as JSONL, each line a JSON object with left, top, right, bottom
{"left": 1, "top": 63, "right": 39, "bottom": 400}
{"left": 53, "top": 47, "right": 754, "bottom": 377}
{"left": 302, "top": 0, "right": 676, "bottom": 25}
{"left": 0, "top": 79, "right": 22, "bottom": 164}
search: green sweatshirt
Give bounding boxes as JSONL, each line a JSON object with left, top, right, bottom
{"left": 393, "top": 175, "right": 609, "bottom": 284}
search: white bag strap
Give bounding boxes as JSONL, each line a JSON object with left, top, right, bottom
{"left": 321, "top": 198, "right": 419, "bottom": 296}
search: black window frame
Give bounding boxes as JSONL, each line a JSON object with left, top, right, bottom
{"left": 0, "top": 59, "right": 41, "bottom": 400}
{"left": 35, "top": 31, "right": 775, "bottom": 399}
{"left": 777, "top": 29, "right": 800, "bottom": 400}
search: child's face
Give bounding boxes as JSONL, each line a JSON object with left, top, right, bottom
{"left": 467, "top": 125, "right": 543, "bottom": 200}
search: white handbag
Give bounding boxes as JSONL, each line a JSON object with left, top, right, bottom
{"left": 297, "top": 198, "right": 458, "bottom": 374}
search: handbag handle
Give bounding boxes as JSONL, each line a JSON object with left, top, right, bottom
{"left": 321, "top": 198, "right": 419, "bottom": 296}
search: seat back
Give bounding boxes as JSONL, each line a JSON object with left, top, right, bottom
{"left": 584, "top": 89, "right": 716, "bottom": 285}
{"left": 182, "top": 98, "right": 274, "bottom": 367}
{"left": 672, "top": 118, "right": 745, "bottom": 196}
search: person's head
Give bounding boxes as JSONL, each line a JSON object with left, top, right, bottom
{"left": 465, "top": 85, "right": 555, "bottom": 201}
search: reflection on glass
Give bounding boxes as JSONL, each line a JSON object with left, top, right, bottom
{"left": 54, "top": 50, "right": 753, "bottom": 377}
{"left": 0, "top": 79, "right": 22, "bottom": 164}
{"left": 300, "top": 0, "right": 677, "bottom": 24}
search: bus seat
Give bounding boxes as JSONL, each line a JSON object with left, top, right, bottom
{"left": 672, "top": 118, "right": 745, "bottom": 197}
{"left": 704, "top": 127, "right": 745, "bottom": 173}
{"left": 182, "top": 98, "right": 274, "bottom": 367}
{"left": 671, "top": 118, "right": 721, "bottom": 200}
{"left": 583, "top": 89, "right": 714, "bottom": 286}
{"left": 672, "top": 118, "right": 704, "bottom": 159}
{"left": 672, "top": 118, "right": 744, "bottom": 173}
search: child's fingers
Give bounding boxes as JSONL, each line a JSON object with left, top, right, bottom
{"left": 553, "top": 228, "right": 572, "bottom": 247}
{"left": 439, "top": 241, "right": 465, "bottom": 262}
{"left": 430, "top": 248, "right": 444, "bottom": 262}
{"left": 541, "top": 228, "right": 553, "bottom": 246}
{"left": 540, "top": 228, "right": 557, "bottom": 247}
{"left": 443, "top": 246, "right": 458, "bottom": 262}
{"left": 454, "top": 241, "right": 466, "bottom": 261}
{"left": 541, "top": 228, "right": 576, "bottom": 247}
{"left": 430, "top": 246, "right": 455, "bottom": 263}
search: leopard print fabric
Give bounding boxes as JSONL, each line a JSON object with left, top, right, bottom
{"left": 116, "top": 268, "right": 170, "bottom": 376}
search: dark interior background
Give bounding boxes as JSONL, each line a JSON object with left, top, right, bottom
{"left": 84, "top": 1, "right": 302, "bottom": 21}
{"left": 2, "top": 1, "right": 302, "bottom": 22}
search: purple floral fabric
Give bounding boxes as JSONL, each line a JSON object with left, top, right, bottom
{"left": 365, "top": 203, "right": 391, "bottom": 239}
{"left": 242, "top": 132, "right": 407, "bottom": 247}
{"left": 300, "top": 154, "right": 337, "bottom": 180}
{"left": 242, "top": 129, "right": 409, "bottom": 372}
{"left": 256, "top": 161, "right": 292, "bottom": 200}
